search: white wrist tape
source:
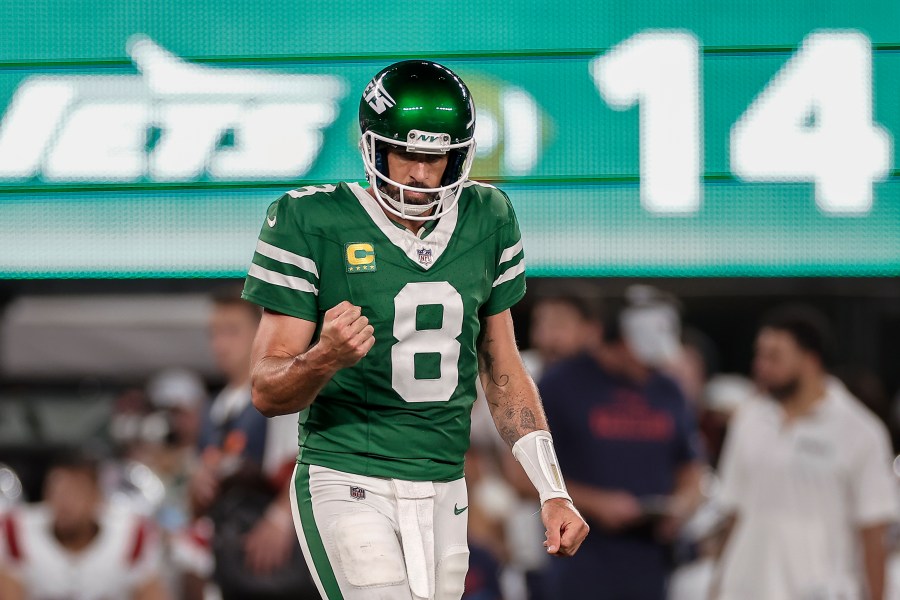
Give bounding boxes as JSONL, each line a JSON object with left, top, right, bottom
{"left": 511, "top": 430, "right": 572, "bottom": 505}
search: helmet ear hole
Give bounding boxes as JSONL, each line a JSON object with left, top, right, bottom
{"left": 373, "top": 141, "right": 390, "bottom": 183}
{"left": 441, "top": 150, "right": 466, "bottom": 187}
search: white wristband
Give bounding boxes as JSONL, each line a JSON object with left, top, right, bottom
{"left": 511, "top": 430, "right": 572, "bottom": 505}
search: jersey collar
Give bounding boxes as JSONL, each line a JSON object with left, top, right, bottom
{"left": 348, "top": 182, "right": 459, "bottom": 271}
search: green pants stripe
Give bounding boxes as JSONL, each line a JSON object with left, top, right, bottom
{"left": 293, "top": 463, "right": 344, "bottom": 600}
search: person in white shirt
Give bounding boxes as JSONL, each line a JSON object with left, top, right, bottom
{"left": 0, "top": 452, "right": 169, "bottom": 600}
{"left": 714, "top": 305, "right": 899, "bottom": 600}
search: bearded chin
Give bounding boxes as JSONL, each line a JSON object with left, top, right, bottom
{"left": 767, "top": 378, "right": 800, "bottom": 401}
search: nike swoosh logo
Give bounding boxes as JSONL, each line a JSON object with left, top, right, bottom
{"left": 454, "top": 503, "right": 468, "bottom": 516}
{"left": 267, "top": 215, "right": 277, "bottom": 227}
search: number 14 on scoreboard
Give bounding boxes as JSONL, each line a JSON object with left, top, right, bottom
{"left": 590, "top": 31, "right": 891, "bottom": 215}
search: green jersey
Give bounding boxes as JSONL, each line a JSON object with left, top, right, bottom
{"left": 242, "top": 181, "right": 526, "bottom": 482}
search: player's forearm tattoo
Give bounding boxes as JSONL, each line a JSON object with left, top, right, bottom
{"left": 495, "top": 405, "right": 539, "bottom": 447}
{"left": 476, "top": 332, "right": 510, "bottom": 388}
{"left": 496, "top": 407, "right": 519, "bottom": 447}
{"left": 477, "top": 318, "right": 545, "bottom": 447}
{"left": 520, "top": 407, "right": 537, "bottom": 430}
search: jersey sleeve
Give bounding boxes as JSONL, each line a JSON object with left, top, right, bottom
{"left": 242, "top": 194, "right": 320, "bottom": 322}
{"left": 481, "top": 194, "right": 526, "bottom": 316}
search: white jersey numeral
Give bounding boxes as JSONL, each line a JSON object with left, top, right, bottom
{"left": 591, "top": 31, "right": 702, "bottom": 213}
{"left": 731, "top": 32, "right": 891, "bottom": 214}
{"left": 391, "top": 281, "right": 463, "bottom": 403}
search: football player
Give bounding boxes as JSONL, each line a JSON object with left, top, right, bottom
{"left": 0, "top": 453, "right": 169, "bottom": 600}
{"left": 242, "top": 60, "right": 589, "bottom": 600}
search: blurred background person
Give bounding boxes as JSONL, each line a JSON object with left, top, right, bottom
{"left": 0, "top": 451, "right": 169, "bottom": 600}
{"left": 520, "top": 285, "right": 604, "bottom": 381}
{"left": 538, "top": 287, "right": 706, "bottom": 600}
{"left": 462, "top": 442, "right": 510, "bottom": 600}
{"left": 713, "top": 305, "right": 899, "bottom": 600}
{"left": 189, "top": 286, "right": 314, "bottom": 599}
{"left": 143, "top": 368, "right": 211, "bottom": 599}
{"left": 88, "top": 371, "right": 212, "bottom": 599}
{"left": 665, "top": 376, "right": 756, "bottom": 600}
{"left": 144, "top": 368, "right": 206, "bottom": 529}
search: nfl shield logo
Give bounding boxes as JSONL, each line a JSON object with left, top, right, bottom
{"left": 417, "top": 247, "right": 433, "bottom": 265}
{"left": 350, "top": 486, "right": 366, "bottom": 500}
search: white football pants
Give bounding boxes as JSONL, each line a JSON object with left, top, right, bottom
{"left": 289, "top": 463, "right": 470, "bottom": 600}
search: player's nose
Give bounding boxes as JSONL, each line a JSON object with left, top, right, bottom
{"left": 409, "top": 160, "right": 436, "bottom": 184}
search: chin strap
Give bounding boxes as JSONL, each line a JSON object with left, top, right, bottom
{"left": 512, "top": 430, "right": 572, "bottom": 505}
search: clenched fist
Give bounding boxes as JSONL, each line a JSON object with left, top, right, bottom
{"left": 317, "top": 301, "right": 376, "bottom": 370}
{"left": 542, "top": 498, "right": 590, "bottom": 557}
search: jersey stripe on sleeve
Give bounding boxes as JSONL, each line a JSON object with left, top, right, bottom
{"left": 248, "top": 238, "right": 320, "bottom": 296}
{"left": 492, "top": 240, "right": 525, "bottom": 288}
{"left": 498, "top": 239, "right": 523, "bottom": 266}
{"left": 255, "top": 240, "right": 319, "bottom": 278}
{"left": 492, "top": 260, "right": 525, "bottom": 288}
{"left": 248, "top": 264, "right": 319, "bottom": 295}
{"left": 243, "top": 194, "right": 321, "bottom": 321}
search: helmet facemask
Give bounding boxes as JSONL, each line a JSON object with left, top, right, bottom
{"left": 359, "top": 129, "right": 476, "bottom": 221}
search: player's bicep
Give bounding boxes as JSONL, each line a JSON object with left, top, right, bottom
{"left": 251, "top": 309, "right": 318, "bottom": 366}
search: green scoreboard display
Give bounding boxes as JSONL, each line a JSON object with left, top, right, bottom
{"left": 2, "top": 0, "right": 900, "bottom": 278}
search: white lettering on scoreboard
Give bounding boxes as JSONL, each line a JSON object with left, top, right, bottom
{"left": 0, "top": 31, "right": 889, "bottom": 217}
{"left": 591, "top": 30, "right": 892, "bottom": 215}
{"left": 0, "top": 36, "right": 349, "bottom": 181}
{"left": 0, "top": 36, "right": 545, "bottom": 184}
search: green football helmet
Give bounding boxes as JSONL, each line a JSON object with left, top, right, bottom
{"left": 359, "top": 60, "right": 476, "bottom": 220}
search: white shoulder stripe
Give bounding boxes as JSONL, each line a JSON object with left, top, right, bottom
{"left": 255, "top": 240, "right": 319, "bottom": 278}
{"left": 498, "top": 240, "right": 523, "bottom": 266}
{"left": 492, "top": 260, "right": 525, "bottom": 288}
{"left": 248, "top": 264, "right": 318, "bottom": 295}
{"left": 286, "top": 184, "right": 337, "bottom": 199}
